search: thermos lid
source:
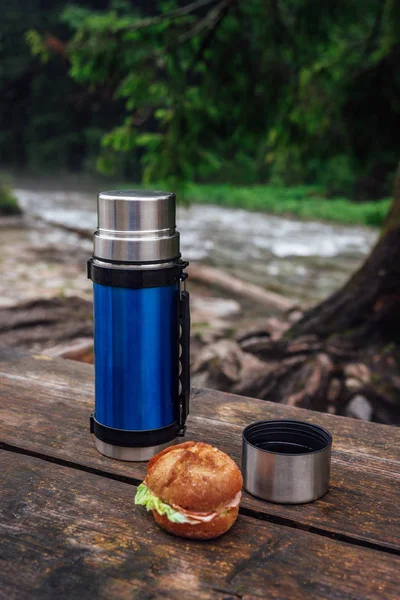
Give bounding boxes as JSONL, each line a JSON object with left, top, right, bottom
{"left": 94, "top": 190, "right": 180, "bottom": 263}
{"left": 242, "top": 420, "right": 332, "bottom": 504}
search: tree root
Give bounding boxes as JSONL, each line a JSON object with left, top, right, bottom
{"left": 192, "top": 325, "right": 400, "bottom": 425}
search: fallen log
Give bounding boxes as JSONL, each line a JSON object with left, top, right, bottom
{"left": 187, "top": 263, "right": 296, "bottom": 312}
{"left": 43, "top": 220, "right": 92, "bottom": 240}
{"left": 44, "top": 337, "right": 94, "bottom": 363}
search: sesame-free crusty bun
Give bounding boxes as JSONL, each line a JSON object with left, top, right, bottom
{"left": 134, "top": 441, "right": 243, "bottom": 539}
{"left": 153, "top": 506, "right": 239, "bottom": 540}
{"left": 146, "top": 441, "right": 243, "bottom": 513}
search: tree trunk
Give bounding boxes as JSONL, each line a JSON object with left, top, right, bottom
{"left": 288, "top": 180, "right": 400, "bottom": 342}
{"left": 194, "top": 165, "right": 400, "bottom": 425}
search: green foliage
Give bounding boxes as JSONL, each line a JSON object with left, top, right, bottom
{"left": 25, "top": 30, "right": 51, "bottom": 63}
{"left": 3, "top": 1, "right": 400, "bottom": 199}
{"left": 56, "top": 0, "right": 400, "bottom": 196}
{"left": 184, "top": 183, "right": 390, "bottom": 227}
{"left": 0, "top": 179, "right": 22, "bottom": 216}
{"left": 319, "top": 156, "right": 357, "bottom": 198}
{"left": 0, "top": 0, "right": 125, "bottom": 173}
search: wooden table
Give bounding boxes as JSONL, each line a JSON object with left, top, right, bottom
{"left": 1, "top": 347, "right": 399, "bottom": 600}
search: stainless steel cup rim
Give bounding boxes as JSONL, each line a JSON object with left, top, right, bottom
{"left": 242, "top": 419, "right": 332, "bottom": 456}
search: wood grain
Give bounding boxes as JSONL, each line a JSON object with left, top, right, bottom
{"left": 0, "top": 347, "right": 399, "bottom": 551}
{"left": 1, "top": 451, "right": 399, "bottom": 600}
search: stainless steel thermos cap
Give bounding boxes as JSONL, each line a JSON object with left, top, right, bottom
{"left": 242, "top": 420, "right": 332, "bottom": 504}
{"left": 94, "top": 190, "right": 180, "bottom": 263}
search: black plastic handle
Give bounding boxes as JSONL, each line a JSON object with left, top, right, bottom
{"left": 178, "top": 289, "right": 190, "bottom": 433}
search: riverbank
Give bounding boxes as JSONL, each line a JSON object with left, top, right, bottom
{"left": 185, "top": 183, "right": 391, "bottom": 227}
{"left": 3, "top": 171, "right": 391, "bottom": 227}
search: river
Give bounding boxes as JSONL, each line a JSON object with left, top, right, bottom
{"left": 11, "top": 185, "right": 377, "bottom": 307}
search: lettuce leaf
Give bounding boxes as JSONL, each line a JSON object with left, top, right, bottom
{"left": 134, "top": 483, "right": 200, "bottom": 524}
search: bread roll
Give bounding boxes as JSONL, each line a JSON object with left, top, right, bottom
{"left": 135, "top": 441, "right": 243, "bottom": 539}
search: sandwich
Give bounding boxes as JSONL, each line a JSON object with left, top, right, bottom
{"left": 134, "top": 441, "right": 243, "bottom": 539}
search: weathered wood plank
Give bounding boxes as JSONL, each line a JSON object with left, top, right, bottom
{"left": 0, "top": 347, "right": 399, "bottom": 551}
{"left": 2, "top": 346, "right": 397, "bottom": 459}
{"left": 1, "top": 451, "right": 399, "bottom": 600}
{"left": 191, "top": 388, "right": 400, "bottom": 462}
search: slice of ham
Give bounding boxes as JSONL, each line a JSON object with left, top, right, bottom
{"left": 143, "top": 480, "right": 242, "bottom": 524}
{"left": 171, "top": 490, "right": 242, "bottom": 523}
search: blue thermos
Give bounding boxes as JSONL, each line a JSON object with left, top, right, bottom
{"left": 88, "top": 190, "right": 190, "bottom": 461}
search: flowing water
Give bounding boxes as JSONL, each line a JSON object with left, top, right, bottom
{"left": 7, "top": 186, "right": 377, "bottom": 307}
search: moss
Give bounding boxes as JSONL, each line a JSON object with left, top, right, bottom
{"left": 0, "top": 179, "right": 22, "bottom": 216}
{"left": 184, "top": 183, "right": 390, "bottom": 227}
{"left": 191, "top": 322, "right": 210, "bottom": 332}
{"left": 225, "top": 328, "right": 237, "bottom": 339}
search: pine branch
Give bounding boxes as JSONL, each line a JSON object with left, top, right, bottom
{"left": 124, "top": 0, "right": 219, "bottom": 32}
{"left": 178, "top": 0, "right": 232, "bottom": 44}
{"left": 187, "top": 0, "right": 234, "bottom": 70}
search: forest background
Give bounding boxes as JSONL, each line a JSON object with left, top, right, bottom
{"left": 1, "top": 0, "right": 399, "bottom": 225}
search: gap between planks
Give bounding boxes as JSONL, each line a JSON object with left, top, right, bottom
{"left": 1, "top": 442, "right": 399, "bottom": 559}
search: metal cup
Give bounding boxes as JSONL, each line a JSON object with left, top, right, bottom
{"left": 242, "top": 420, "right": 332, "bottom": 504}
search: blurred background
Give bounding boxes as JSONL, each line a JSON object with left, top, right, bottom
{"left": 1, "top": 1, "right": 399, "bottom": 422}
